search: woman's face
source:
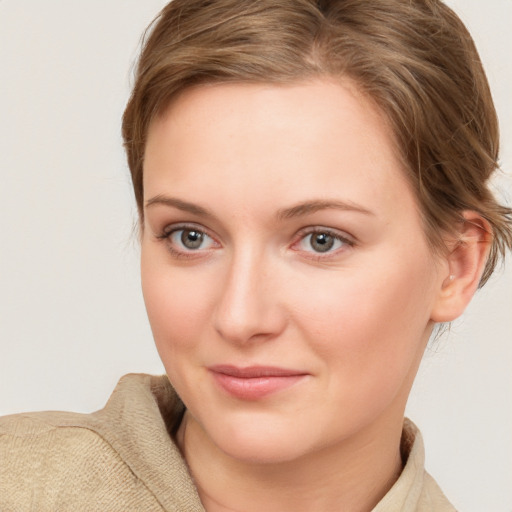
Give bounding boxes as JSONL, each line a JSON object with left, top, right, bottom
{"left": 141, "top": 80, "right": 446, "bottom": 463}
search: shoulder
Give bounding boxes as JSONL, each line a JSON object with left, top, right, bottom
{"left": 0, "top": 373, "right": 201, "bottom": 511}
{"left": 0, "top": 409, "right": 161, "bottom": 510}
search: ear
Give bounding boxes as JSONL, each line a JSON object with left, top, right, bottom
{"left": 430, "top": 211, "right": 492, "bottom": 323}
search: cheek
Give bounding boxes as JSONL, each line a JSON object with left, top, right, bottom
{"left": 291, "top": 258, "right": 437, "bottom": 429}
{"left": 141, "top": 252, "right": 215, "bottom": 357}
{"left": 289, "top": 250, "right": 437, "bottom": 372}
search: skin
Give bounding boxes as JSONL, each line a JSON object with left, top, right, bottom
{"left": 141, "top": 80, "right": 489, "bottom": 512}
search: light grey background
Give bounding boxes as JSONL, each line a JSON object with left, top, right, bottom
{"left": 0, "top": 2, "right": 510, "bottom": 511}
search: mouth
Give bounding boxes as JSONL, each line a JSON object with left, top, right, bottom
{"left": 208, "top": 365, "right": 309, "bottom": 400}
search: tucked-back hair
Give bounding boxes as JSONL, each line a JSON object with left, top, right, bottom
{"left": 122, "top": 0, "right": 512, "bottom": 285}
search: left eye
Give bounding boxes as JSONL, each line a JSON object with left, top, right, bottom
{"left": 169, "top": 228, "right": 215, "bottom": 251}
{"left": 298, "top": 231, "right": 349, "bottom": 254}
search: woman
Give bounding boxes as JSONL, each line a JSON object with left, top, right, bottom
{"left": 1, "top": 1, "right": 511, "bottom": 510}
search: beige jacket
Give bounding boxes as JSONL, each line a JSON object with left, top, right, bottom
{"left": 0, "top": 374, "right": 456, "bottom": 511}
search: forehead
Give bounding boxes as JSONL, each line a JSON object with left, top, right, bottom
{"left": 143, "top": 79, "right": 416, "bottom": 221}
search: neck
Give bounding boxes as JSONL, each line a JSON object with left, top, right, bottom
{"left": 177, "top": 411, "right": 404, "bottom": 512}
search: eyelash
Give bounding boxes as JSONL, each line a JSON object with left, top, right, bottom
{"left": 155, "top": 224, "right": 355, "bottom": 260}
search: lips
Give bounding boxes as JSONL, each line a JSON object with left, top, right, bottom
{"left": 208, "top": 365, "right": 308, "bottom": 400}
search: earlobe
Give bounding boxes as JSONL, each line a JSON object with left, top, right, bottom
{"left": 431, "top": 211, "right": 492, "bottom": 323}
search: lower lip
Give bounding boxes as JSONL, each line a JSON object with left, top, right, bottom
{"left": 211, "top": 372, "right": 306, "bottom": 400}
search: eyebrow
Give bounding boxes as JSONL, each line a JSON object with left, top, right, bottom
{"left": 145, "top": 195, "right": 374, "bottom": 220}
{"left": 276, "top": 199, "right": 374, "bottom": 220}
{"left": 145, "top": 195, "right": 214, "bottom": 217}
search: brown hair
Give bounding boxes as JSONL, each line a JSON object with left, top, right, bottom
{"left": 122, "top": 0, "right": 512, "bottom": 285}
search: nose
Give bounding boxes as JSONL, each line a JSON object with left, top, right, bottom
{"left": 213, "top": 249, "right": 287, "bottom": 345}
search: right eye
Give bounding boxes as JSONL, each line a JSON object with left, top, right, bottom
{"left": 156, "top": 224, "right": 220, "bottom": 259}
{"left": 172, "top": 228, "right": 212, "bottom": 250}
{"left": 168, "top": 227, "right": 216, "bottom": 250}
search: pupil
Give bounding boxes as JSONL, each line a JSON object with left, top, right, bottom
{"left": 311, "top": 233, "right": 334, "bottom": 253}
{"left": 181, "top": 230, "right": 203, "bottom": 249}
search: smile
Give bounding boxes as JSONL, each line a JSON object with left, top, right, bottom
{"left": 208, "top": 365, "right": 308, "bottom": 400}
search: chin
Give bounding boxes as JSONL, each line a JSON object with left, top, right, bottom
{"left": 218, "top": 434, "right": 306, "bottom": 465}
{"left": 203, "top": 412, "right": 320, "bottom": 465}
